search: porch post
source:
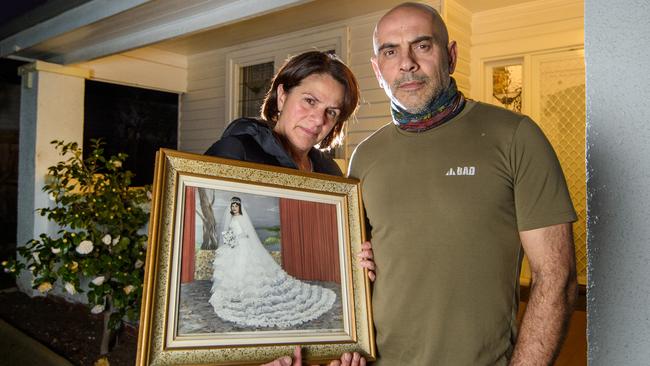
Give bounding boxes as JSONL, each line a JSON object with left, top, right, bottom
{"left": 16, "top": 62, "right": 88, "bottom": 293}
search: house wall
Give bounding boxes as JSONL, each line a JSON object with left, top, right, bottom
{"left": 469, "top": 0, "right": 584, "bottom": 100}
{"left": 16, "top": 66, "right": 87, "bottom": 294}
{"left": 441, "top": 0, "right": 472, "bottom": 94}
{"left": 179, "top": 1, "right": 443, "bottom": 160}
{"left": 586, "top": 0, "right": 650, "bottom": 363}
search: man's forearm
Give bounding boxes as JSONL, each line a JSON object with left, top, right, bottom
{"left": 509, "top": 269, "right": 577, "bottom": 365}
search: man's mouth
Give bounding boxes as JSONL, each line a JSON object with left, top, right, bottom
{"left": 396, "top": 75, "right": 429, "bottom": 91}
{"left": 398, "top": 80, "right": 424, "bottom": 90}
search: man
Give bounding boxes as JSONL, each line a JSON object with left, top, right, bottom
{"left": 349, "top": 2, "right": 578, "bottom": 365}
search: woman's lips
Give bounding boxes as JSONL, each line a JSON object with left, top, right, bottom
{"left": 298, "top": 126, "right": 319, "bottom": 138}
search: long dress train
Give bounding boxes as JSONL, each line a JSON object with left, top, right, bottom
{"left": 209, "top": 207, "right": 336, "bottom": 328}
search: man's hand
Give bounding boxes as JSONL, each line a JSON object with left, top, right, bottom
{"left": 261, "top": 347, "right": 366, "bottom": 366}
{"left": 510, "top": 223, "right": 577, "bottom": 366}
{"left": 357, "top": 241, "right": 375, "bottom": 282}
{"left": 328, "top": 352, "right": 367, "bottom": 366}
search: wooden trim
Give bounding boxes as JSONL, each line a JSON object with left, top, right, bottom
{"left": 18, "top": 61, "right": 90, "bottom": 79}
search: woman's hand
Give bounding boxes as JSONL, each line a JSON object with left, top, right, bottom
{"left": 261, "top": 346, "right": 303, "bottom": 366}
{"left": 357, "top": 241, "right": 375, "bottom": 282}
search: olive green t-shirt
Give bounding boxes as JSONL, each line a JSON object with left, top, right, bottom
{"left": 348, "top": 101, "right": 576, "bottom": 365}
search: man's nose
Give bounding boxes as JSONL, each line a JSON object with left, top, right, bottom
{"left": 400, "top": 50, "right": 418, "bottom": 73}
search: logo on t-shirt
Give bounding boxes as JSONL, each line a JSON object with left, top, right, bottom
{"left": 445, "top": 166, "right": 476, "bottom": 176}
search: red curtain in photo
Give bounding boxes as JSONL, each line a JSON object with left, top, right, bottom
{"left": 279, "top": 198, "right": 340, "bottom": 283}
{"left": 180, "top": 186, "right": 196, "bottom": 283}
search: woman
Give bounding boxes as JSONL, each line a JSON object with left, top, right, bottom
{"left": 206, "top": 52, "right": 367, "bottom": 361}
{"left": 209, "top": 197, "right": 336, "bottom": 328}
{"left": 205, "top": 50, "right": 360, "bottom": 175}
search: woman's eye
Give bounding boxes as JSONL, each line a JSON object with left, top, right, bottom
{"left": 304, "top": 97, "right": 315, "bottom": 105}
{"left": 327, "top": 110, "right": 339, "bottom": 119}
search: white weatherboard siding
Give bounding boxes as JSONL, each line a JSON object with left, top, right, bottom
{"left": 442, "top": 0, "right": 472, "bottom": 95}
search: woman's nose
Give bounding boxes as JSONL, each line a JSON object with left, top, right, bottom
{"left": 309, "top": 108, "right": 326, "bottom": 126}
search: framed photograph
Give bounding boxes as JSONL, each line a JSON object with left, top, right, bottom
{"left": 136, "top": 149, "right": 374, "bottom": 365}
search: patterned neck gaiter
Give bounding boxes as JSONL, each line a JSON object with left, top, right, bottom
{"left": 391, "top": 77, "right": 466, "bottom": 132}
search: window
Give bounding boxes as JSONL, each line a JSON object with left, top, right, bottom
{"left": 238, "top": 62, "right": 274, "bottom": 118}
{"left": 84, "top": 80, "right": 179, "bottom": 186}
{"left": 489, "top": 62, "right": 523, "bottom": 112}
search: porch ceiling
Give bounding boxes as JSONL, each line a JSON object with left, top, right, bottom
{"left": 0, "top": 0, "right": 310, "bottom": 65}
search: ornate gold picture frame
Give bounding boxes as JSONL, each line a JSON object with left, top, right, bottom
{"left": 137, "top": 149, "right": 374, "bottom": 365}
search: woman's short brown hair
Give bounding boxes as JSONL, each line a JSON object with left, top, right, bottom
{"left": 261, "top": 51, "right": 360, "bottom": 150}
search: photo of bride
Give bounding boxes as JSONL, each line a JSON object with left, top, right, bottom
{"left": 176, "top": 187, "right": 345, "bottom": 334}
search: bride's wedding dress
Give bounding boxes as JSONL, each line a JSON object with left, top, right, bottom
{"left": 209, "top": 203, "right": 336, "bottom": 328}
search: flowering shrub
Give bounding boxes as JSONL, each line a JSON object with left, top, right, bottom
{"left": 2, "top": 139, "right": 150, "bottom": 335}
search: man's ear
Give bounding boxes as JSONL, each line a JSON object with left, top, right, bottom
{"left": 370, "top": 56, "right": 385, "bottom": 89}
{"left": 447, "top": 40, "right": 458, "bottom": 75}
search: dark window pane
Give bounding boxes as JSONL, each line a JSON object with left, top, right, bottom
{"left": 84, "top": 80, "right": 179, "bottom": 186}
{"left": 0, "top": 58, "right": 25, "bottom": 288}
{"left": 238, "top": 62, "right": 274, "bottom": 118}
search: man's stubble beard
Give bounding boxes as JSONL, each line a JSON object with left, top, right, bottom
{"left": 387, "top": 67, "right": 450, "bottom": 114}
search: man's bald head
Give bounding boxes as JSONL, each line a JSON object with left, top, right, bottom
{"left": 373, "top": 2, "right": 449, "bottom": 55}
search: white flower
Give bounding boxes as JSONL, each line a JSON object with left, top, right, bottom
{"left": 112, "top": 160, "right": 122, "bottom": 168}
{"left": 76, "top": 240, "right": 93, "bottom": 255}
{"left": 146, "top": 190, "right": 152, "bottom": 200}
{"left": 48, "top": 192, "right": 56, "bottom": 201}
{"left": 102, "top": 234, "right": 112, "bottom": 245}
{"left": 91, "top": 276, "right": 105, "bottom": 286}
{"left": 134, "top": 259, "right": 144, "bottom": 269}
{"left": 64, "top": 282, "right": 76, "bottom": 295}
{"left": 112, "top": 236, "right": 120, "bottom": 246}
{"left": 37, "top": 282, "right": 52, "bottom": 293}
{"left": 123, "top": 285, "right": 135, "bottom": 295}
{"left": 32, "top": 252, "right": 41, "bottom": 264}
{"left": 51, "top": 247, "right": 61, "bottom": 254}
{"left": 90, "top": 304, "right": 105, "bottom": 314}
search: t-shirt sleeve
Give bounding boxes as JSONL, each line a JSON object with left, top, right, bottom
{"left": 510, "top": 117, "right": 577, "bottom": 231}
{"left": 204, "top": 136, "right": 246, "bottom": 160}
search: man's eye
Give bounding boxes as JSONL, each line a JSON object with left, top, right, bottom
{"left": 416, "top": 43, "right": 431, "bottom": 51}
{"left": 383, "top": 49, "right": 395, "bottom": 57}
{"left": 304, "top": 97, "right": 315, "bottom": 105}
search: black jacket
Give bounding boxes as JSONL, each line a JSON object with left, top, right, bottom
{"left": 205, "top": 118, "right": 343, "bottom": 176}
